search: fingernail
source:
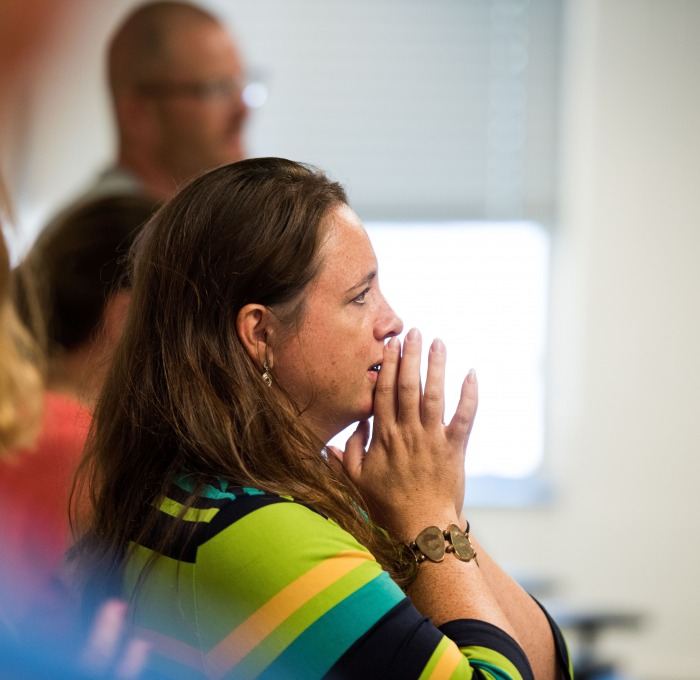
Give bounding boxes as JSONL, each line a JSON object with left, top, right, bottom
{"left": 467, "top": 368, "right": 477, "bottom": 384}
{"left": 430, "top": 338, "right": 445, "bottom": 353}
{"left": 387, "top": 336, "right": 400, "bottom": 350}
{"left": 406, "top": 328, "right": 420, "bottom": 341}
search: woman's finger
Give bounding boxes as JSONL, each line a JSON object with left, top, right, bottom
{"left": 372, "top": 336, "right": 400, "bottom": 425}
{"left": 422, "top": 338, "right": 446, "bottom": 428}
{"left": 326, "top": 445, "right": 344, "bottom": 463}
{"left": 446, "top": 368, "right": 478, "bottom": 447}
{"left": 397, "top": 328, "right": 422, "bottom": 422}
{"left": 343, "top": 419, "right": 370, "bottom": 483}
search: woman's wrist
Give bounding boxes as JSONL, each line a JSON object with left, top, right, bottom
{"left": 392, "top": 509, "right": 463, "bottom": 544}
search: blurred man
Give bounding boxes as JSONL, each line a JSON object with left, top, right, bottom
{"left": 82, "top": 1, "right": 250, "bottom": 202}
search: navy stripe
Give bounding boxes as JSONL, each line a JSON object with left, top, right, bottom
{"left": 136, "top": 510, "right": 203, "bottom": 562}
{"left": 326, "top": 598, "right": 443, "bottom": 679}
{"left": 438, "top": 619, "right": 534, "bottom": 680}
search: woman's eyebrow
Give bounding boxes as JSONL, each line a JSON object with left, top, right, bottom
{"left": 344, "top": 270, "right": 376, "bottom": 294}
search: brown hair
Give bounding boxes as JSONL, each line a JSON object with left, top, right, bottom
{"left": 14, "top": 193, "right": 158, "bottom": 358}
{"left": 73, "top": 158, "right": 412, "bottom": 603}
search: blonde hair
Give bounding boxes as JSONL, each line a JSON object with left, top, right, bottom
{"left": 0, "top": 177, "right": 43, "bottom": 459}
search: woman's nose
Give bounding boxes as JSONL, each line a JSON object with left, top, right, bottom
{"left": 376, "top": 297, "right": 403, "bottom": 340}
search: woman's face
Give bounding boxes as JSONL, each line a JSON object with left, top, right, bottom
{"left": 272, "top": 203, "right": 403, "bottom": 442}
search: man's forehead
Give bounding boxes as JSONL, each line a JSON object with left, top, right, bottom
{"left": 160, "top": 20, "right": 241, "bottom": 74}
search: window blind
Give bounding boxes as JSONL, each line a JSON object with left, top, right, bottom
{"left": 209, "top": 0, "right": 561, "bottom": 221}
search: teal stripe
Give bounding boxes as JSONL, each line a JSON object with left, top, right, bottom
{"left": 174, "top": 475, "right": 269, "bottom": 501}
{"left": 173, "top": 474, "right": 239, "bottom": 501}
{"left": 241, "top": 487, "right": 265, "bottom": 496}
{"left": 471, "top": 659, "right": 519, "bottom": 680}
{"left": 258, "top": 571, "right": 404, "bottom": 680}
{"left": 172, "top": 473, "right": 197, "bottom": 494}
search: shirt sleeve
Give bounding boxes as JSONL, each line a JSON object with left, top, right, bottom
{"left": 531, "top": 597, "right": 575, "bottom": 680}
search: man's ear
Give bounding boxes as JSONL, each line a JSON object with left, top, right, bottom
{"left": 235, "top": 304, "right": 275, "bottom": 369}
{"left": 101, "top": 290, "right": 131, "bottom": 350}
{"left": 115, "top": 91, "right": 159, "bottom": 148}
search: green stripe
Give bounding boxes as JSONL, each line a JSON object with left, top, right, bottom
{"left": 196, "top": 503, "right": 372, "bottom": 635}
{"left": 256, "top": 571, "right": 405, "bottom": 680}
{"left": 461, "top": 645, "right": 523, "bottom": 680}
{"left": 228, "top": 561, "right": 391, "bottom": 678}
{"left": 158, "top": 496, "right": 219, "bottom": 522}
{"left": 124, "top": 544, "right": 199, "bottom": 641}
{"left": 418, "top": 637, "right": 459, "bottom": 680}
{"left": 418, "top": 641, "right": 524, "bottom": 680}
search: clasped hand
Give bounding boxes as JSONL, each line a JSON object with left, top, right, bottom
{"left": 344, "top": 328, "right": 478, "bottom": 539}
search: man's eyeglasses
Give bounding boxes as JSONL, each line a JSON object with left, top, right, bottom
{"left": 138, "top": 76, "right": 267, "bottom": 108}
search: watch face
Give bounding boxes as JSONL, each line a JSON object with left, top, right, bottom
{"left": 448, "top": 524, "right": 477, "bottom": 562}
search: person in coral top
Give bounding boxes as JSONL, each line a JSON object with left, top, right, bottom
{"left": 4, "top": 193, "right": 157, "bottom": 624}
{"left": 0, "top": 392, "right": 90, "bottom": 621}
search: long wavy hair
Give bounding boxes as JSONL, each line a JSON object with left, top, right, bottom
{"left": 72, "top": 158, "right": 414, "bottom": 602}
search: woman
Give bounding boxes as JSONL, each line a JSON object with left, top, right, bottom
{"left": 0, "top": 212, "right": 149, "bottom": 679}
{"left": 2, "top": 193, "right": 157, "bottom": 626}
{"left": 74, "top": 158, "right": 572, "bottom": 679}
{"left": 14, "top": 193, "right": 159, "bottom": 407}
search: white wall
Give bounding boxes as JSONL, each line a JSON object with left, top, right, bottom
{"left": 3, "top": 1, "right": 700, "bottom": 678}
{"left": 473, "top": 2, "right": 700, "bottom": 678}
{"left": 3, "top": 0, "right": 561, "bottom": 249}
{"left": 0, "top": 1, "right": 126, "bottom": 256}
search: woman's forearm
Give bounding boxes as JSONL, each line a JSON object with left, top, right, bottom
{"left": 407, "top": 545, "right": 519, "bottom": 639}
{"left": 468, "top": 533, "right": 560, "bottom": 680}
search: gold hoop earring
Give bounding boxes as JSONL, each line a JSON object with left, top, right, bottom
{"left": 261, "top": 359, "right": 272, "bottom": 387}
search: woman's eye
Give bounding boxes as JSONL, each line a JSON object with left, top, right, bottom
{"left": 353, "top": 288, "right": 370, "bottom": 304}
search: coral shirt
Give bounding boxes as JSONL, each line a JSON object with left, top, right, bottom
{"left": 0, "top": 391, "right": 90, "bottom": 620}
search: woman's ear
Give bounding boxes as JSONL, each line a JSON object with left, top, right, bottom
{"left": 235, "top": 304, "right": 274, "bottom": 369}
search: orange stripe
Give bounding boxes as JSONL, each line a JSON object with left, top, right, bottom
{"left": 207, "top": 549, "right": 370, "bottom": 678}
{"left": 428, "top": 640, "right": 465, "bottom": 679}
{"left": 133, "top": 626, "right": 204, "bottom": 673}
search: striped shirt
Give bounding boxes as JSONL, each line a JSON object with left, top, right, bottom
{"left": 124, "top": 479, "right": 572, "bottom": 679}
